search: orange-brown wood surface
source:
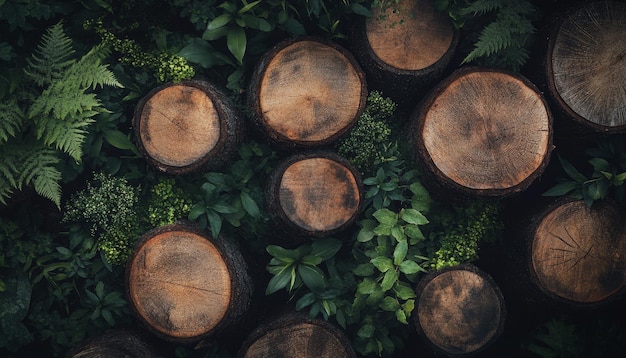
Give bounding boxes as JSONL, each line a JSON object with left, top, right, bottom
{"left": 413, "top": 67, "right": 552, "bottom": 196}
{"left": 415, "top": 266, "right": 505, "bottom": 355}
{"left": 278, "top": 157, "right": 360, "bottom": 233}
{"left": 547, "top": 1, "right": 626, "bottom": 131}
{"left": 137, "top": 84, "right": 221, "bottom": 167}
{"left": 366, "top": 0, "right": 455, "bottom": 71}
{"left": 531, "top": 200, "right": 626, "bottom": 303}
{"left": 250, "top": 38, "right": 366, "bottom": 147}
{"left": 127, "top": 229, "right": 231, "bottom": 340}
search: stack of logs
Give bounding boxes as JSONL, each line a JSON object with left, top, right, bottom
{"left": 69, "top": 0, "right": 626, "bottom": 357}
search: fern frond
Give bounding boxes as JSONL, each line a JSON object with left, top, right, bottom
{"left": 0, "top": 175, "right": 14, "bottom": 206}
{"left": 464, "top": 21, "right": 512, "bottom": 62}
{"left": 32, "top": 165, "right": 62, "bottom": 208}
{"left": 35, "top": 112, "right": 95, "bottom": 161}
{"left": 462, "top": 0, "right": 502, "bottom": 16}
{"left": 24, "top": 21, "right": 75, "bottom": 87}
{"left": 71, "top": 49, "right": 123, "bottom": 90}
{"left": 0, "top": 99, "right": 24, "bottom": 144}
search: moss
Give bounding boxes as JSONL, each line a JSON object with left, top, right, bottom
{"left": 146, "top": 178, "right": 192, "bottom": 227}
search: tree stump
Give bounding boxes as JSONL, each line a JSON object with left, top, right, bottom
{"left": 545, "top": 1, "right": 626, "bottom": 133}
{"left": 349, "top": 0, "right": 458, "bottom": 112}
{"left": 413, "top": 264, "right": 506, "bottom": 356}
{"left": 247, "top": 37, "right": 367, "bottom": 150}
{"left": 265, "top": 151, "right": 363, "bottom": 243}
{"left": 237, "top": 312, "right": 356, "bottom": 358}
{"left": 408, "top": 66, "right": 553, "bottom": 197}
{"left": 66, "top": 328, "right": 163, "bottom": 358}
{"left": 125, "top": 224, "right": 252, "bottom": 343}
{"left": 133, "top": 79, "right": 244, "bottom": 174}
{"left": 529, "top": 199, "right": 626, "bottom": 306}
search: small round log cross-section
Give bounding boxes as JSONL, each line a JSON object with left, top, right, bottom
{"left": 133, "top": 80, "right": 243, "bottom": 174}
{"left": 266, "top": 152, "right": 362, "bottom": 241}
{"left": 237, "top": 313, "right": 356, "bottom": 358}
{"left": 413, "top": 264, "right": 506, "bottom": 356}
{"left": 247, "top": 37, "right": 367, "bottom": 149}
{"left": 530, "top": 199, "right": 626, "bottom": 305}
{"left": 126, "top": 224, "right": 251, "bottom": 342}
{"left": 546, "top": 1, "right": 626, "bottom": 132}
{"left": 350, "top": 0, "right": 458, "bottom": 109}
{"left": 409, "top": 67, "right": 553, "bottom": 197}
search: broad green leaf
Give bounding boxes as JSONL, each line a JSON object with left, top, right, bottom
{"left": 404, "top": 224, "right": 425, "bottom": 241}
{"left": 585, "top": 179, "right": 609, "bottom": 201}
{"left": 393, "top": 282, "right": 416, "bottom": 300}
{"left": 542, "top": 180, "right": 578, "bottom": 196}
{"left": 227, "top": 26, "right": 246, "bottom": 64}
{"left": 373, "top": 223, "right": 393, "bottom": 236}
{"left": 357, "top": 277, "right": 377, "bottom": 294}
{"left": 353, "top": 263, "right": 375, "bottom": 276}
{"left": 299, "top": 264, "right": 326, "bottom": 292}
{"left": 179, "top": 38, "right": 231, "bottom": 69}
{"left": 371, "top": 256, "right": 393, "bottom": 272}
{"left": 588, "top": 157, "right": 610, "bottom": 172}
{"left": 207, "top": 14, "right": 233, "bottom": 30}
{"left": 390, "top": 225, "right": 406, "bottom": 242}
{"left": 240, "top": 191, "right": 260, "bottom": 218}
{"left": 95, "top": 281, "right": 105, "bottom": 299}
{"left": 559, "top": 155, "right": 587, "bottom": 183}
{"left": 393, "top": 241, "right": 408, "bottom": 265}
{"left": 310, "top": 238, "right": 342, "bottom": 260}
{"left": 295, "top": 292, "right": 316, "bottom": 310}
{"left": 212, "top": 202, "right": 238, "bottom": 214}
{"left": 395, "top": 308, "right": 408, "bottom": 324}
{"left": 351, "top": 3, "right": 372, "bottom": 17}
{"left": 380, "top": 296, "right": 400, "bottom": 311}
{"left": 265, "top": 268, "right": 291, "bottom": 294}
{"left": 202, "top": 26, "right": 229, "bottom": 41}
{"left": 103, "top": 130, "right": 136, "bottom": 152}
{"left": 301, "top": 254, "right": 323, "bottom": 266}
{"left": 238, "top": 0, "right": 262, "bottom": 14}
{"left": 357, "top": 228, "right": 375, "bottom": 242}
{"left": 267, "top": 245, "right": 300, "bottom": 260}
{"left": 188, "top": 203, "right": 206, "bottom": 221}
{"left": 206, "top": 210, "right": 222, "bottom": 238}
{"left": 357, "top": 324, "right": 375, "bottom": 338}
{"left": 399, "top": 260, "right": 424, "bottom": 275}
{"left": 381, "top": 269, "right": 398, "bottom": 291}
{"left": 283, "top": 18, "right": 306, "bottom": 35}
{"left": 400, "top": 208, "right": 429, "bottom": 225}
{"left": 373, "top": 208, "right": 397, "bottom": 226}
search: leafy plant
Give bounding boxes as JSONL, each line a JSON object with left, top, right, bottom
{"left": 0, "top": 21, "right": 122, "bottom": 207}
{"left": 435, "top": 0, "right": 537, "bottom": 71}
{"left": 543, "top": 136, "right": 626, "bottom": 207}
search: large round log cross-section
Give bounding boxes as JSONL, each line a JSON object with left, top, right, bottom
{"left": 409, "top": 67, "right": 553, "bottom": 197}
{"left": 350, "top": 0, "right": 458, "bottom": 109}
{"left": 133, "top": 80, "right": 243, "bottom": 174}
{"left": 125, "top": 225, "right": 251, "bottom": 342}
{"left": 266, "top": 152, "right": 362, "bottom": 242}
{"left": 530, "top": 199, "right": 626, "bottom": 305}
{"left": 247, "top": 37, "right": 367, "bottom": 149}
{"left": 546, "top": 1, "right": 626, "bottom": 132}
{"left": 413, "top": 265, "right": 506, "bottom": 356}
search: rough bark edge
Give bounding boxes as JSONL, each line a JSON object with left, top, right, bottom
{"left": 65, "top": 327, "right": 165, "bottom": 358}
{"left": 523, "top": 197, "right": 626, "bottom": 308}
{"left": 246, "top": 36, "right": 368, "bottom": 151}
{"left": 412, "top": 263, "right": 507, "bottom": 357}
{"left": 236, "top": 310, "right": 357, "bottom": 358}
{"left": 406, "top": 66, "right": 554, "bottom": 199}
{"left": 132, "top": 79, "right": 245, "bottom": 175}
{"left": 264, "top": 150, "right": 364, "bottom": 245}
{"left": 544, "top": 0, "right": 626, "bottom": 134}
{"left": 348, "top": 11, "right": 460, "bottom": 113}
{"left": 124, "top": 222, "right": 252, "bottom": 344}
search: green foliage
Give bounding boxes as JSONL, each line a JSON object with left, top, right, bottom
{"left": 336, "top": 91, "right": 395, "bottom": 175}
{"left": 543, "top": 136, "right": 626, "bottom": 208}
{"left": 188, "top": 140, "right": 276, "bottom": 241}
{"left": 147, "top": 177, "right": 193, "bottom": 227}
{"left": 435, "top": 0, "right": 537, "bottom": 71}
{"left": 425, "top": 200, "right": 502, "bottom": 270}
{"left": 63, "top": 172, "right": 142, "bottom": 265}
{"left": 0, "top": 22, "right": 122, "bottom": 207}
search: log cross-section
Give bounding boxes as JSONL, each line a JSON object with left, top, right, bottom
{"left": 546, "top": 1, "right": 626, "bottom": 132}
{"left": 248, "top": 37, "right": 367, "bottom": 149}
{"left": 409, "top": 67, "right": 553, "bottom": 197}
{"left": 530, "top": 199, "right": 626, "bottom": 304}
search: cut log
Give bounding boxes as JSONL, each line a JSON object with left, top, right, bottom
{"left": 237, "top": 312, "right": 356, "bottom": 358}
{"left": 125, "top": 224, "right": 252, "bottom": 343}
{"left": 66, "top": 328, "right": 163, "bottom": 358}
{"left": 349, "top": 0, "right": 458, "bottom": 112}
{"left": 133, "top": 79, "right": 244, "bottom": 174}
{"left": 265, "top": 151, "right": 363, "bottom": 242}
{"left": 529, "top": 199, "right": 626, "bottom": 305}
{"left": 546, "top": 1, "right": 626, "bottom": 133}
{"left": 247, "top": 37, "right": 367, "bottom": 149}
{"left": 413, "top": 264, "right": 506, "bottom": 356}
{"left": 408, "top": 66, "right": 553, "bottom": 197}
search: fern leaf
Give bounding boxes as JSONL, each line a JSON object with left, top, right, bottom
{"left": 462, "top": 0, "right": 502, "bottom": 16}
{"left": 463, "top": 21, "right": 512, "bottom": 62}
{"left": 24, "top": 21, "right": 75, "bottom": 87}
{"left": 32, "top": 165, "right": 62, "bottom": 208}
{"left": 0, "top": 99, "right": 24, "bottom": 144}
{"left": 74, "top": 44, "right": 122, "bottom": 90}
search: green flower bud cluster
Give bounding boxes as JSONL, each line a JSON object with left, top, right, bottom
{"left": 337, "top": 91, "right": 396, "bottom": 174}
{"left": 85, "top": 19, "right": 195, "bottom": 83}
{"left": 147, "top": 178, "right": 192, "bottom": 228}
{"left": 63, "top": 172, "right": 141, "bottom": 265}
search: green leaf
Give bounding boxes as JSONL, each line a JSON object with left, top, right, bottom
{"left": 393, "top": 241, "right": 408, "bottom": 265}
{"left": 301, "top": 255, "right": 323, "bottom": 266}
{"left": 283, "top": 17, "right": 306, "bottom": 35}
{"left": 357, "top": 277, "right": 377, "bottom": 295}
{"left": 353, "top": 263, "right": 375, "bottom": 276}
{"left": 240, "top": 191, "right": 260, "bottom": 218}
{"left": 310, "top": 238, "right": 342, "bottom": 261}
{"left": 238, "top": 0, "right": 261, "bottom": 14}
{"left": 265, "top": 268, "right": 291, "bottom": 294}
{"left": 399, "top": 260, "right": 424, "bottom": 275}
{"left": 542, "top": 180, "right": 579, "bottom": 197}
{"left": 207, "top": 14, "right": 233, "bottom": 30}
{"left": 357, "top": 324, "right": 375, "bottom": 338}
{"left": 373, "top": 208, "right": 397, "bottom": 226}
{"left": 589, "top": 157, "right": 610, "bottom": 172}
{"left": 395, "top": 308, "right": 408, "bottom": 324}
{"left": 381, "top": 269, "right": 398, "bottom": 291}
{"left": 298, "top": 264, "right": 326, "bottom": 292}
{"left": 559, "top": 155, "right": 587, "bottom": 183}
{"left": 267, "top": 245, "right": 302, "bottom": 261}
{"left": 404, "top": 224, "right": 425, "bottom": 241}
{"left": 95, "top": 281, "right": 105, "bottom": 299}
{"left": 393, "top": 282, "right": 416, "bottom": 300}
{"left": 585, "top": 179, "right": 609, "bottom": 201}
{"left": 103, "top": 130, "right": 136, "bottom": 152}
{"left": 188, "top": 203, "right": 206, "bottom": 221}
{"left": 179, "top": 38, "right": 231, "bottom": 69}
{"left": 227, "top": 26, "right": 246, "bottom": 65}
{"left": 357, "top": 227, "right": 375, "bottom": 242}
{"left": 380, "top": 296, "right": 400, "bottom": 311}
{"left": 202, "top": 26, "right": 230, "bottom": 41}
{"left": 390, "top": 225, "right": 406, "bottom": 242}
{"left": 206, "top": 210, "right": 222, "bottom": 238}
{"left": 371, "top": 257, "right": 393, "bottom": 272}
{"left": 351, "top": 3, "right": 372, "bottom": 17}
{"left": 295, "top": 292, "right": 316, "bottom": 311}
{"left": 400, "top": 208, "right": 429, "bottom": 225}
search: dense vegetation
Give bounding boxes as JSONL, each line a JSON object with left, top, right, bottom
{"left": 1, "top": 0, "right": 625, "bottom": 357}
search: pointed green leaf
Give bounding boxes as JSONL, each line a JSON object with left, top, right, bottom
{"left": 240, "top": 191, "right": 260, "bottom": 218}
{"left": 238, "top": 0, "right": 261, "bottom": 14}
{"left": 381, "top": 269, "right": 398, "bottom": 291}
{"left": 227, "top": 26, "right": 246, "bottom": 65}
{"left": 298, "top": 264, "right": 326, "bottom": 292}
{"left": 399, "top": 260, "right": 424, "bottom": 275}
{"left": 373, "top": 208, "right": 397, "bottom": 226}
{"left": 393, "top": 241, "right": 408, "bottom": 265}
{"left": 400, "top": 208, "right": 429, "bottom": 225}
{"left": 559, "top": 155, "right": 587, "bottom": 183}
{"left": 542, "top": 180, "right": 579, "bottom": 197}
{"left": 207, "top": 14, "right": 233, "bottom": 30}
{"left": 371, "top": 257, "right": 393, "bottom": 273}
{"left": 265, "top": 268, "right": 291, "bottom": 294}
{"left": 310, "top": 238, "right": 342, "bottom": 261}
